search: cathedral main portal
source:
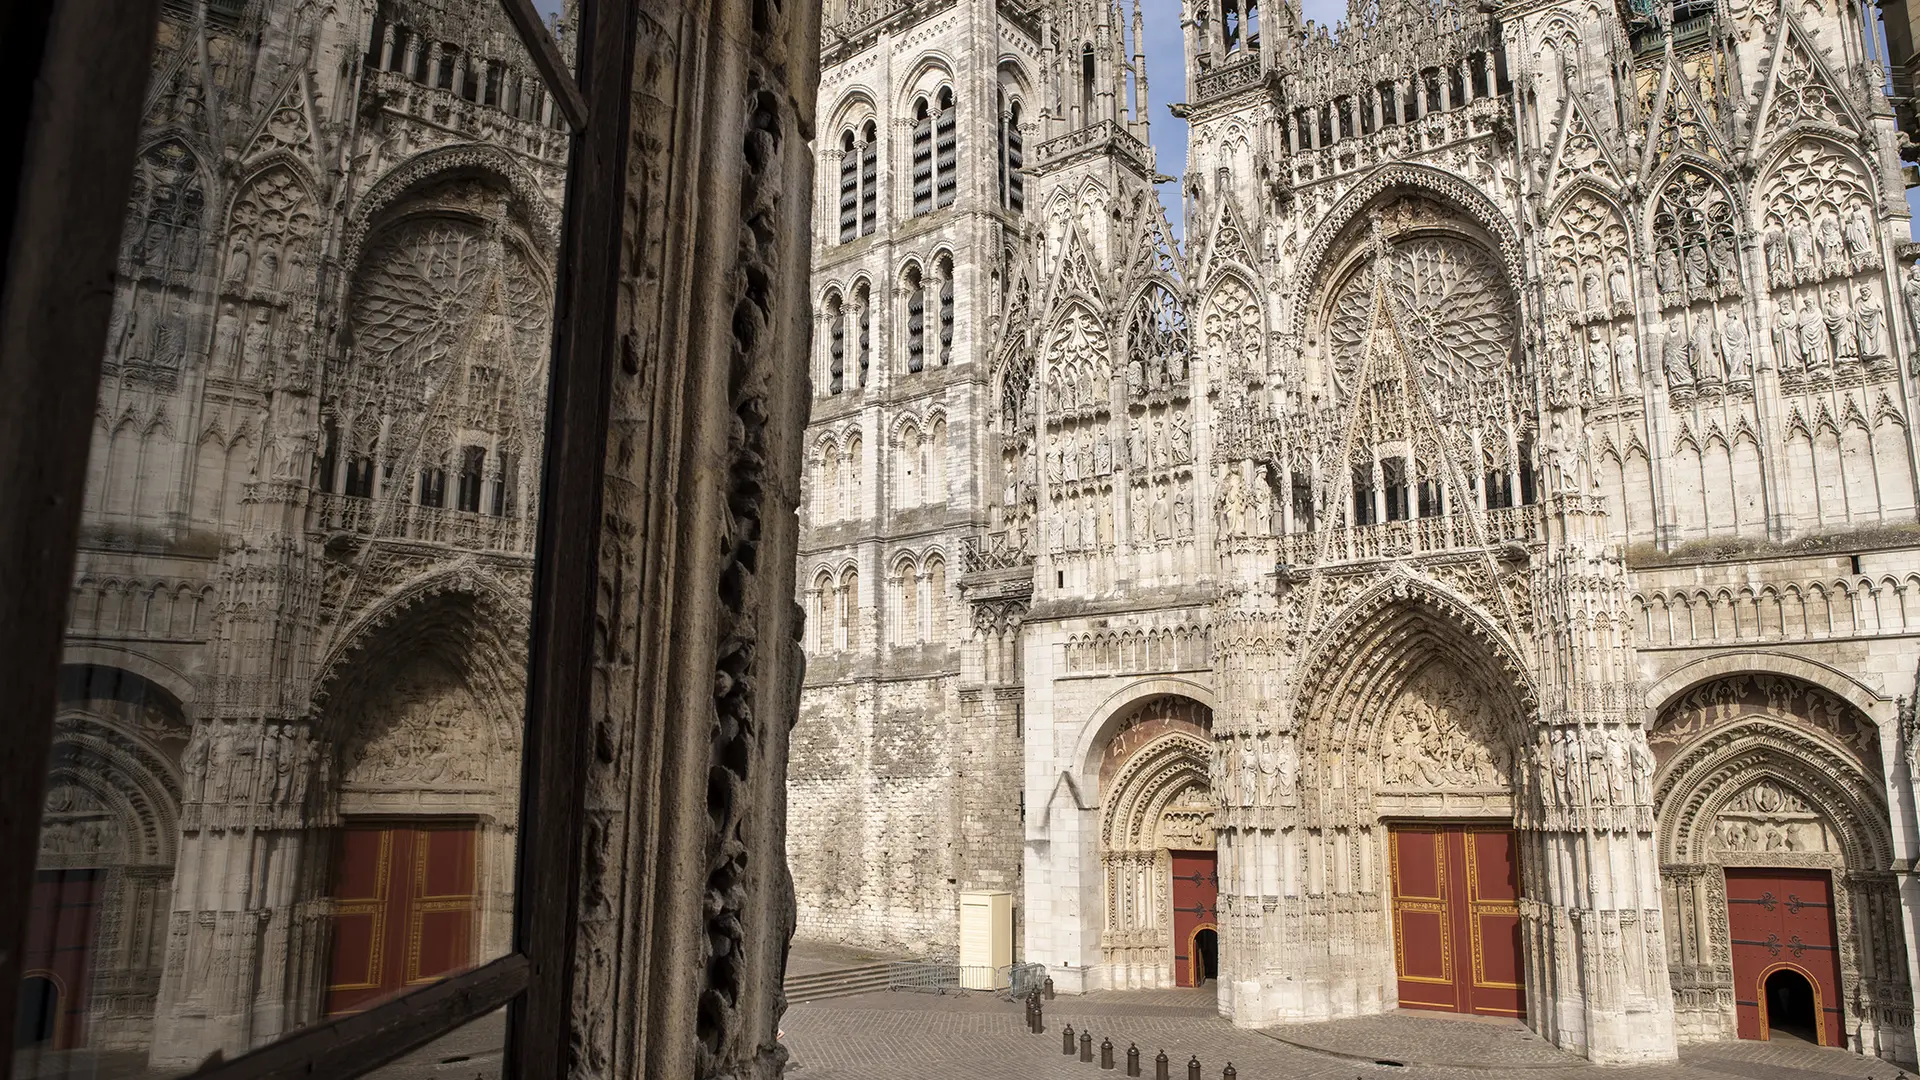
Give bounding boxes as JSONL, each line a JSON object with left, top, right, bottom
{"left": 1388, "top": 823, "right": 1524, "bottom": 1018}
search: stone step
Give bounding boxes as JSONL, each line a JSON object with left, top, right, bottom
{"left": 782, "top": 962, "right": 895, "bottom": 1003}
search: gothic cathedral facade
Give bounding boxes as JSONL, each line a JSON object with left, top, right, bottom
{"left": 795, "top": 0, "right": 1920, "bottom": 1065}
{"left": 30, "top": 0, "right": 568, "bottom": 1066}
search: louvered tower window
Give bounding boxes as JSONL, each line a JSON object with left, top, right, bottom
{"left": 838, "top": 130, "right": 859, "bottom": 242}
{"left": 827, "top": 292, "right": 846, "bottom": 394}
{"left": 912, "top": 100, "right": 935, "bottom": 215}
{"left": 999, "top": 98, "right": 1025, "bottom": 212}
{"left": 855, "top": 284, "right": 872, "bottom": 387}
{"left": 860, "top": 120, "right": 878, "bottom": 234}
{"left": 937, "top": 256, "right": 954, "bottom": 366}
{"left": 905, "top": 267, "right": 926, "bottom": 373}
{"left": 934, "top": 88, "right": 957, "bottom": 208}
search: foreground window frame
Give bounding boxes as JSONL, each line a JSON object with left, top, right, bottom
{"left": 0, "top": 1, "right": 617, "bottom": 1077}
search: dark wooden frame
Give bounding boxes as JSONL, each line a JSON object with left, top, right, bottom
{"left": 0, "top": 1, "right": 627, "bottom": 1077}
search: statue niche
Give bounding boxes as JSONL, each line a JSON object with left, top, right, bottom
{"left": 1377, "top": 662, "right": 1514, "bottom": 793}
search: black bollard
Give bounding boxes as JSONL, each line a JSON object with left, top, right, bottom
{"left": 1045, "top": 976, "right": 1056, "bottom": 1000}
{"left": 1080, "top": 1031, "right": 1094, "bottom": 1062}
{"left": 1186, "top": 1054, "right": 1201, "bottom": 1080}
{"left": 1155, "top": 1050, "right": 1170, "bottom": 1080}
{"left": 1222, "top": 1066, "right": 1236, "bottom": 1080}
{"left": 1063, "top": 1024, "right": 1076, "bottom": 1055}
{"left": 1033, "top": 1000, "right": 1045, "bottom": 1034}
{"left": 1126, "top": 1043, "right": 1141, "bottom": 1077}
{"left": 1101, "top": 1037, "right": 1115, "bottom": 1069}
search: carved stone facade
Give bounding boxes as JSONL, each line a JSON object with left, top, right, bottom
{"left": 40, "top": 0, "right": 569, "bottom": 1066}
{"left": 796, "top": 0, "right": 1920, "bottom": 1068}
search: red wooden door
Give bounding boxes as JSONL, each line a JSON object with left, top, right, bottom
{"left": 1726, "top": 868, "right": 1842, "bottom": 1046}
{"left": 1169, "top": 850, "right": 1218, "bottom": 987}
{"left": 326, "top": 823, "right": 478, "bottom": 1015}
{"left": 1389, "top": 824, "right": 1524, "bottom": 1018}
{"left": 21, "top": 869, "right": 103, "bottom": 1048}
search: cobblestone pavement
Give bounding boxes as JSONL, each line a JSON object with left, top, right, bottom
{"left": 780, "top": 988, "right": 1915, "bottom": 1080}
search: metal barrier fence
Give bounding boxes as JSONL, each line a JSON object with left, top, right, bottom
{"left": 885, "top": 961, "right": 1047, "bottom": 998}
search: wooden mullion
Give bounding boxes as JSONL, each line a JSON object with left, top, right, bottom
{"left": 0, "top": 1, "right": 163, "bottom": 1073}
{"left": 181, "top": 954, "right": 531, "bottom": 1080}
{"left": 496, "top": 0, "right": 589, "bottom": 133}
{"left": 505, "top": 0, "right": 635, "bottom": 1077}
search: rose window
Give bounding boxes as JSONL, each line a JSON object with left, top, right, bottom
{"left": 1326, "top": 236, "right": 1517, "bottom": 398}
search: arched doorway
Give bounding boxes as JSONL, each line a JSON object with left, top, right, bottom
{"left": 16, "top": 975, "right": 60, "bottom": 1046}
{"left": 313, "top": 581, "right": 527, "bottom": 1015}
{"left": 1288, "top": 591, "right": 1535, "bottom": 1021}
{"left": 32, "top": 664, "right": 188, "bottom": 1051}
{"left": 1763, "top": 967, "right": 1820, "bottom": 1044}
{"left": 1098, "top": 695, "right": 1215, "bottom": 990}
{"left": 1652, "top": 672, "right": 1904, "bottom": 1060}
{"left": 1191, "top": 927, "right": 1219, "bottom": 986}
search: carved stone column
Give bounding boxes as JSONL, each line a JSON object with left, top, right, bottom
{"left": 1521, "top": 491, "right": 1677, "bottom": 1064}
{"left": 559, "top": 3, "right": 820, "bottom": 1077}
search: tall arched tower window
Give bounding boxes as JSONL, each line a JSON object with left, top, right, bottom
{"left": 911, "top": 89, "right": 958, "bottom": 215}
{"left": 838, "top": 130, "right": 860, "bottom": 243}
{"left": 853, "top": 282, "right": 871, "bottom": 387}
{"left": 860, "top": 120, "right": 878, "bottom": 234}
{"left": 999, "top": 98, "right": 1025, "bottom": 212}
{"left": 935, "top": 88, "right": 957, "bottom": 208}
{"left": 1081, "top": 44, "right": 1097, "bottom": 118}
{"left": 825, "top": 289, "right": 846, "bottom": 394}
{"left": 837, "top": 121, "right": 879, "bottom": 242}
{"left": 936, "top": 254, "right": 954, "bottom": 366}
{"left": 904, "top": 265, "right": 925, "bottom": 373}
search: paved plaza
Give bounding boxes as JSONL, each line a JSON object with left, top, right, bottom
{"left": 780, "top": 986, "right": 1915, "bottom": 1080}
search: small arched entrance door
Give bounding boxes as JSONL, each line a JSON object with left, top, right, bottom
{"left": 1098, "top": 696, "right": 1215, "bottom": 990}
{"left": 15, "top": 975, "right": 59, "bottom": 1046}
{"left": 1762, "top": 966, "right": 1821, "bottom": 1044}
{"left": 1190, "top": 927, "right": 1219, "bottom": 986}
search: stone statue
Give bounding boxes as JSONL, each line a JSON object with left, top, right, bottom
{"left": 1683, "top": 239, "right": 1710, "bottom": 292}
{"left": 1845, "top": 203, "right": 1875, "bottom": 268}
{"left": 1172, "top": 489, "right": 1192, "bottom": 536}
{"left": 1857, "top": 284, "right": 1886, "bottom": 360}
{"left": 212, "top": 302, "right": 242, "bottom": 373}
{"left": 1800, "top": 295, "right": 1831, "bottom": 367}
{"left": 1170, "top": 411, "right": 1192, "bottom": 464}
{"left": 1655, "top": 245, "right": 1681, "bottom": 296}
{"left": 1614, "top": 332, "right": 1640, "bottom": 394}
{"left": 1763, "top": 226, "right": 1788, "bottom": 286}
{"left": 1076, "top": 430, "right": 1094, "bottom": 479}
{"left": 1815, "top": 210, "right": 1846, "bottom": 275}
{"left": 242, "top": 309, "right": 273, "bottom": 379}
{"left": 1558, "top": 267, "right": 1579, "bottom": 312}
{"left": 1094, "top": 430, "right": 1112, "bottom": 474}
{"left": 1046, "top": 437, "right": 1063, "bottom": 485}
{"left": 1708, "top": 229, "right": 1737, "bottom": 287}
{"left": 1150, "top": 486, "right": 1172, "bottom": 540}
{"left": 1787, "top": 218, "right": 1815, "bottom": 282}
{"left": 1582, "top": 264, "right": 1605, "bottom": 315}
{"left": 1826, "top": 287, "right": 1859, "bottom": 363}
{"left": 1586, "top": 327, "right": 1612, "bottom": 396}
{"left": 1690, "top": 312, "right": 1719, "bottom": 381}
{"left": 1607, "top": 258, "right": 1632, "bottom": 310}
{"left": 1664, "top": 314, "right": 1692, "bottom": 386}
{"left": 1126, "top": 353, "right": 1146, "bottom": 396}
{"left": 1721, "top": 311, "right": 1750, "bottom": 380}
{"left": 1775, "top": 297, "right": 1801, "bottom": 369}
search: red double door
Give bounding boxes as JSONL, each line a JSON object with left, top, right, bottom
{"left": 1726, "top": 868, "right": 1843, "bottom": 1046}
{"left": 326, "top": 823, "right": 480, "bottom": 1015}
{"left": 1170, "top": 850, "right": 1218, "bottom": 987}
{"left": 1389, "top": 824, "right": 1525, "bottom": 1017}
